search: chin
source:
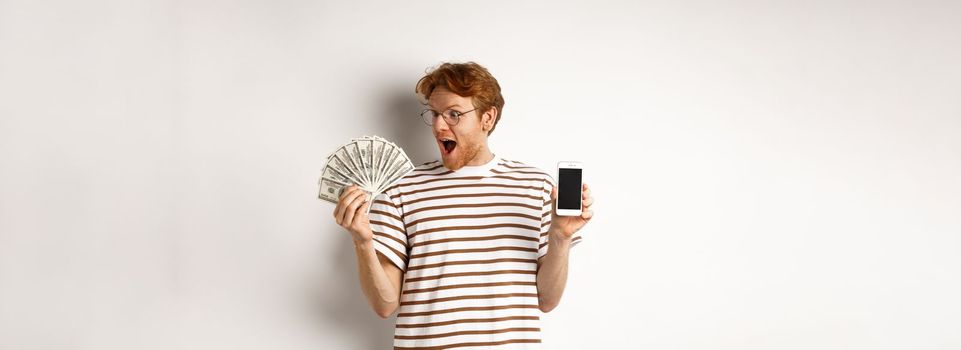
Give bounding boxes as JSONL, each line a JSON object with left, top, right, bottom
{"left": 438, "top": 141, "right": 478, "bottom": 171}
{"left": 441, "top": 156, "right": 466, "bottom": 171}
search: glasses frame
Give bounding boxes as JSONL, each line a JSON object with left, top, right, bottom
{"left": 420, "top": 107, "right": 479, "bottom": 126}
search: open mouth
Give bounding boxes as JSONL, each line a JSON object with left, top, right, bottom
{"left": 439, "top": 138, "right": 457, "bottom": 155}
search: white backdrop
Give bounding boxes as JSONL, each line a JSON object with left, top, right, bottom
{"left": 1, "top": 0, "right": 959, "bottom": 349}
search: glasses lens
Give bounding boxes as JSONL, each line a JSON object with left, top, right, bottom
{"left": 442, "top": 110, "right": 459, "bottom": 126}
{"left": 421, "top": 110, "right": 435, "bottom": 125}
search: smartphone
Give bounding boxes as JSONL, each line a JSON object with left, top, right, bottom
{"left": 555, "top": 161, "right": 583, "bottom": 216}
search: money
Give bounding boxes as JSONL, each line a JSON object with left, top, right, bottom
{"left": 318, "top": 178, "right": 349, "bottom": 203}
{"left": 317, "top": 135, "right": 415, "bottom": 213}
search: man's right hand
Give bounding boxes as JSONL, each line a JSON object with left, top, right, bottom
{"left": 333, "top": 184, "right": 374, "bottom": 244}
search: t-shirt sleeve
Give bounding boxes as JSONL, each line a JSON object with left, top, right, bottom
{"left": 538, "top": 176, "right": 583, "bottom": 260}
{"left": 368, "top": 188, "right": 409, "bottom": 271}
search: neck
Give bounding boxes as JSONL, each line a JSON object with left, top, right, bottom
{"left": 466, "top": 145, "right": 494, "bottom": 166}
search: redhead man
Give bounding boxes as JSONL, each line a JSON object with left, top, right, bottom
{"left": 333, "top": 62, "right": 595, "bottom": 349}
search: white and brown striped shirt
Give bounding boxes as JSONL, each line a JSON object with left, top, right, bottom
{"left": 369, "top": 154, "right": 583, "bottom": 350}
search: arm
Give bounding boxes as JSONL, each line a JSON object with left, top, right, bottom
{"left": 353, "top": 240, "right": 404, "bottom": 318}
{"left": 536, "top": 182, "right": 594, "bottom": 313}
{"left": 536, "top": 229, "right": 573, "bottom": 312}
{"left": 334, "top": 185, "right": 404, "bottom": 318}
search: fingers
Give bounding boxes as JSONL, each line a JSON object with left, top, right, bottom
{"left": 342, "top": 191, "right": 370, "bottom": 227}
{"left": 340, "top": 184, "right": 358, "bottom": 200}
{"left": 582, "top": 182, "right": 594, "bottom": 210}
{"left": 354, "top": 200, "right": 373, "bottom": 228}
{"left": 334, "top": 185, "right": 365, "bottom": 225}
{"left": 333, "top": 185, "right": 359, "bottom": 224}
{"left": 581, "top": 183, "right": 593, "bottom": 221}
{"left": 360, "top": 199, "right": 372, "bottom": 213}
{"left": 581, "top": 182, "right": 593, "bottom": 220}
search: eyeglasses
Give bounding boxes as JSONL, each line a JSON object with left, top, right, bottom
{"left": 420, "top": 108, "right": 478, "bottom": 126}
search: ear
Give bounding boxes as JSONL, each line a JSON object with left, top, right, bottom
{"left": 482, "top": 107, "right": 498, "bottom": 131}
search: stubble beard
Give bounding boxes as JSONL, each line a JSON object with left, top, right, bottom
{"left": 442, "top": 140, "right": 481, "bottom": 171}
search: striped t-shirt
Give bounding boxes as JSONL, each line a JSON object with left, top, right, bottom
{"left": 368, "top": 154, "right": 583, "bottom": 350}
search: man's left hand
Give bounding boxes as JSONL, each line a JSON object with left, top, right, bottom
{"left": 548, "top": 182, "right": 594, "bottom": 239}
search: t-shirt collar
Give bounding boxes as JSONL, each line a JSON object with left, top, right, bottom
{"left": 449, "top": 153, "right": 500, "bottom": 176}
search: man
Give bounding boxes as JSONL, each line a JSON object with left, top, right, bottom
{"left": 332, "top": 62, "right": 595, "bottom": 349}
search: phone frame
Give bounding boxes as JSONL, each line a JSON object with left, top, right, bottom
{"left": 555, "top": 161, "right": 583, "bottom": 216}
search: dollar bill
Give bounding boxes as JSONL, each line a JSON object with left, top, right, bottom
{"left": 317, "top": 135, "right": 415, "bottom": 213}
{"left": 342, "top": 142, "right": 369, "bottom": 188}
{"left": 377, "top": 144, "right": 397, "bottom": 188}
{"left": 371, "top": 138, "right": 386, "bottom": 187}
{"left": 318, "top": 178, "right": 349, "bottom": 204}
{"left": 377, "top": 152, "right": 412, "bottom": 194}
{"left": 382, "top": 162, "right": 413, "bottom": 194}
{"left": 328, "top": 150, "right": 365, "bottom": 186}
{"left": 321, "top": 158, "right": 352, "bottom": 185}
{"left": 355, "top": 138, "right": 373, "bottom": 187}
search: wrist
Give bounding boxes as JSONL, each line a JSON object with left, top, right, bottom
{"left": 353, "top": 236, "right": 374, "bottom": 250}
{"left": 548, "top": 228, "right": 573, "bottom": 244}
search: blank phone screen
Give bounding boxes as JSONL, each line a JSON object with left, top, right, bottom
{"left": 557, "top": 168, "right": 582, "bottom": 210}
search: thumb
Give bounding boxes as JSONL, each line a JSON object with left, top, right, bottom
{"left": 548, "top": 185, "right": 558, "bottom": 220}
{"left": 549, "top": 185, "right": 558, "bottom": 216}
{"left": 361, "top": 195, "right": 372, "bottom": 213}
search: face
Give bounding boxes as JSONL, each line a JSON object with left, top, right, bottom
{"left": 427, "top": 87, "right": 494, "bottom": 171}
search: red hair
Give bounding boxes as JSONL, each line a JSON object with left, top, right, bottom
{"left": 415, "top": 62, "right": 505, "bottom": 135}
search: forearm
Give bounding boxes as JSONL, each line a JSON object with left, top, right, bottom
{"left": 353, "top": 240, "right": 400, "bottom": 317}
{"left": 535, "top": 229, "right": 572, "bottom": 313}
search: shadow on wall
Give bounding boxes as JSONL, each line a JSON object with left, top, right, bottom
{"left": 377, "top": 82, "right": 438, "bottom": 165}
{"left": 307, "top": 82, "right": 431, "bottom": 350}
{"left": 309, "top": 235, "right": 395, "bottom": 350}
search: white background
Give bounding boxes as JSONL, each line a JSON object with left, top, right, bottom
{"left": 2, "top": 0, "right": 959, "bottom": 349}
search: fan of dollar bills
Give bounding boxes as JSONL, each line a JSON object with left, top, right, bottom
{"left": 317, "top": 135, "right": 415, "bottom": 211}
